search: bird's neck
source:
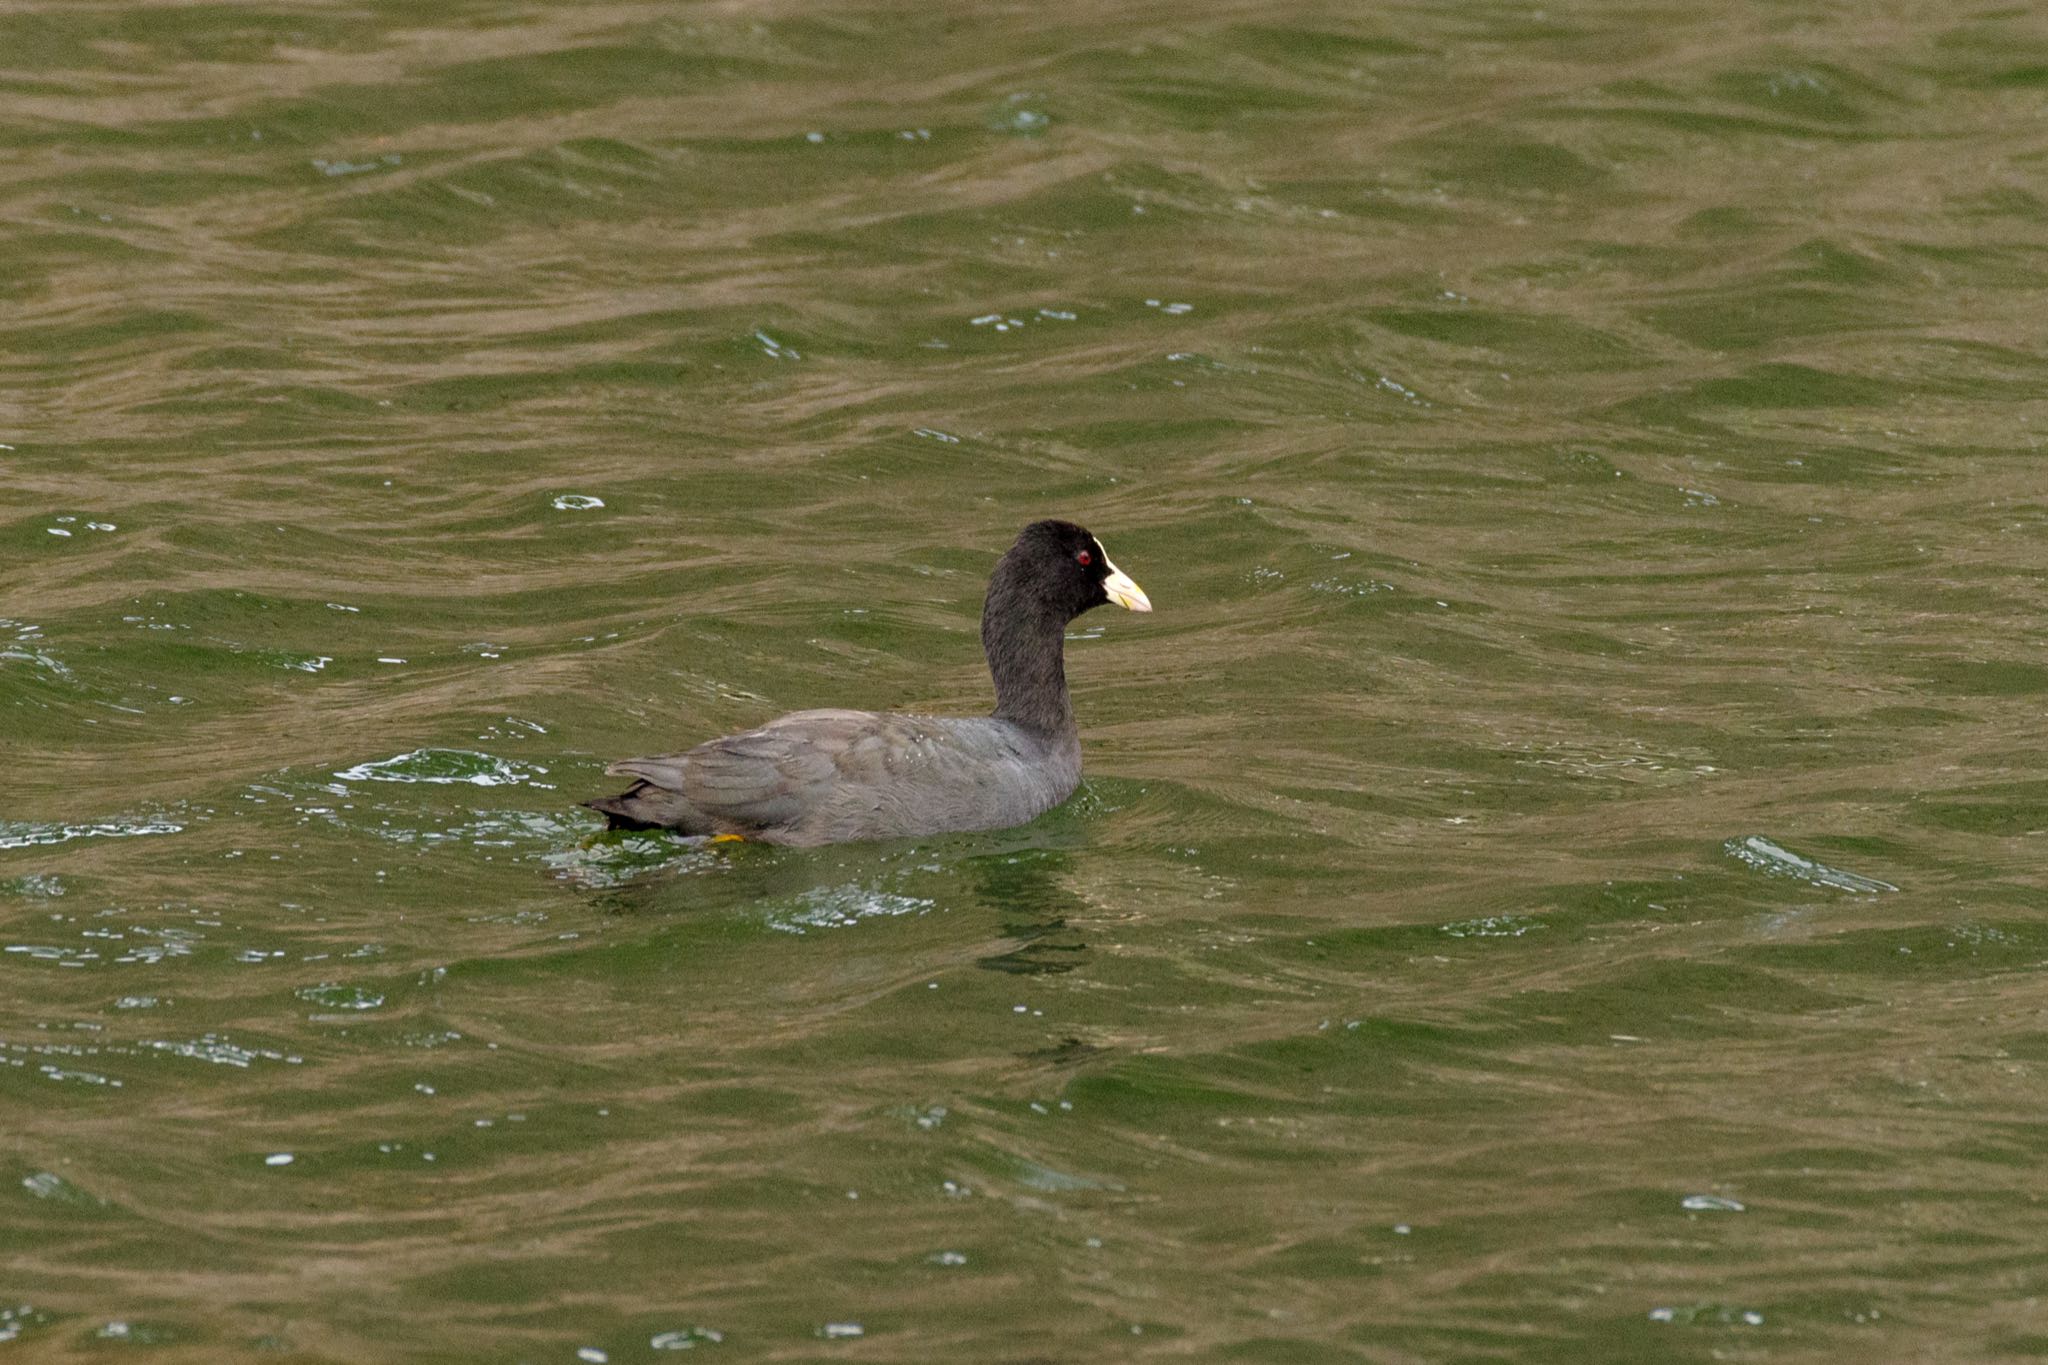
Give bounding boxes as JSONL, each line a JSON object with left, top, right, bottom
{"left": 982, "top": 582, "right": 1074, "bottom": 735}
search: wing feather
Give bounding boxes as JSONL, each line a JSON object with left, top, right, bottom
{"left": 595, "top": 709, "right": 1078, "bottom": 843}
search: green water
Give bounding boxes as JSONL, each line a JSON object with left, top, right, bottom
{"left": 6, "top": 1, "right": 2048, "bottom": 1359}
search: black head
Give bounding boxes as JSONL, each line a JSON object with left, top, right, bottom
{"left": 996, "top": 519, "right": 1152, "bottom": 622}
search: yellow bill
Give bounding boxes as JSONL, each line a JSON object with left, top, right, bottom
{"left": 1102, "top": 554, "right": 1152, "bottom": 612}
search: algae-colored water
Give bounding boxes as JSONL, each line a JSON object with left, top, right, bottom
{"left": 7, "top": 3, "right": 2048, "bottom": 1359}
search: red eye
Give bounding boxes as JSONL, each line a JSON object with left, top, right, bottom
{"left": 1076, "top": 550, "right": 1091, "bottom": 566}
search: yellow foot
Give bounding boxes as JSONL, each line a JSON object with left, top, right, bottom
{"left": 710, "top": 833, "right": 746, "bottom": 844}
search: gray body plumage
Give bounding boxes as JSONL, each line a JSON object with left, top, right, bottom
{"left": 592, "top": 709, "right": 1081, "bottom": 846}
{"left": 584, "top": 519, "right": 1146, "bottom": 847}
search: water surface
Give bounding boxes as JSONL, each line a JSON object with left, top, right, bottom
{"left": 6, "top": 1, "right": 2048, "bottom": 1359}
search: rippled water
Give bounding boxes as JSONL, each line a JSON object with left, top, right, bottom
{"left": 7, "top": 2, "right": 2048, "bottom": 1359}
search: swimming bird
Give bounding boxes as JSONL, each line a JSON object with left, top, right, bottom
{"left": 583, "top": 520, "right": 1151, "bottom": 846}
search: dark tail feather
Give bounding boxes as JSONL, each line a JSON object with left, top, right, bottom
{"left": 581, "top": 778, "right": 712, "bottom": 834}
{"left": 582, "top": 796, "right": 663, "bottom": 832}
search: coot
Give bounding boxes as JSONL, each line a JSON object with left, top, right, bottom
{"left": 584, "top": 520, "right": 1151, "bottom": 845}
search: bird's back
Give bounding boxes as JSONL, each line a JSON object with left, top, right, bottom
{"left": 594, "top": 709, "right": 1081, "bottom": 845}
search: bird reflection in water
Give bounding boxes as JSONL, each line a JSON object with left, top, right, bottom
{"left": 965, "top": 847, "right": 1093, "bottom": 977}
